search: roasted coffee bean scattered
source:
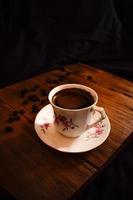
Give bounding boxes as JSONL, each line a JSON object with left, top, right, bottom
{"left": 46, "top": 78, "right": 53, "bottom": 83}
{"left": 5, "top": 126, "right": 13, "bottom": 133}
{"left": 30, "top": 85, "right": 40, "bottom": 92}
{"left": 13, "top": 115, "right": 20, "bottom": 121}
{"left": 19, "top": 89, "right": 29, "bottom": 98}
{"left": 19, "top": 93, "right": 26, "bottom": 98}
{"left": 12, "top": 110, "right": 19, "bottom": 116}
{"left": 27, "top": 95, "right": 40, "bottom": 102}
{"left": 53, "top": 80, "right": 60, "bottom": 84}
{"left": 7, "top": 110, "right": 21, "bottom": 123}
{"left": 21, "top": 89, "right": 29, "bottom": 94}
{"left": 7, "top": 115, "right": 20, "bottom": 123}
{"left": 7, "top": 117, "right": 14, "bottom": 123}
{"left": 40, "top": 89, "right": 46, "bottom": 96}
{"left": 32, "top": 105, "right": 39, "bottom": 113}
{"left": 87, "top": 76, "right": 93, "bottom": 80}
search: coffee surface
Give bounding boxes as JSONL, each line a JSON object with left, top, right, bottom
{"left": 52, "top": 88, "right": 94, "bottom": 109}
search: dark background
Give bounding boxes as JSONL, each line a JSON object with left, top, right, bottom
{"left": 0, "top": 1, "right": 133, "bottom": 200}
{"left": 0, "top": 0, "right": 133, "bottom": 87}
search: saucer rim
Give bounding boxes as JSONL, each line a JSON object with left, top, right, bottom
{"left": 34, "top": 104, "right": 111, "bottom": 153}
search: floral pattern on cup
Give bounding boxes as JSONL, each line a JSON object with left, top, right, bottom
{"left": 39, "top": 116, "right": 105, "bottom": 138}
{"left": 55, "top": 113, "right": 79, "bottom": 131}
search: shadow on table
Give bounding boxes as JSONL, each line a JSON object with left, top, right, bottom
{"left": 75, "top": 136, "right": 133, "bottom": 200}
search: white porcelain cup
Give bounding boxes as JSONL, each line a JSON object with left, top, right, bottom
{"left": 48, "top": 84, "right": 106, "bottom": 138}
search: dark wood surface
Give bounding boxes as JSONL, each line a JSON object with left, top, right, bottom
{"left": 0, "top": 64, "right": 133, "bottom": 200}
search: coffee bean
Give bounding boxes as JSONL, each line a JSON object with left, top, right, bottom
{"left": 21, "top": 89, "right": 29, "bottom": 94}
{"left": 7, "top": 114, "right": 20, "bottom": 123}
{"left": 27, "top": 95, "right": 40, "bottom": 102}
{"left": 46, "top": 78, "right": 53, "bottom": 83}
{"left": 12, "top": 110, "right": 19, "bottom": 116}
{"left": 19, "top": 93, "right": 26, "bottom": 98}
{"left": 30, "top": 85, "right": 40, "bottom": 92}
{"left": 19, "top": 89, "right": 29, "bottom": 98}
{"left": 87, "top": 76, "right": 92, "bottom": 80}
{"left": 7, "top": 117, "right": 14, "bottom": 123}
{"left": 5, "top": 126, "right": 13, "bottom": 133}
{"left": 40, "top": 89, "right": 46, "bottom": 96}
{"left": 13, "top": 115, "right": 20, "bottom": 121}
{"left": 32, "top": 105, "right": 39, "bottom": 113}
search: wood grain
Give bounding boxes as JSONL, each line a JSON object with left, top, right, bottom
{"left": 0, "top": 98, "right": 95, "bottom": 200}
{"left": 63, "top": 65, "right": 133, "bottom": 168}
{"left": 0, "top": 69, "right": 72, "bottom": 122}
{"left": 0, "top": 64, "right": 133, "bottom": 200}
{"left": 64, "top": 64, "right": 133, "bottom": 97}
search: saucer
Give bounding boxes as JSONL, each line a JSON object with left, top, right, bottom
{"left": 34, "top": 104, "right": 111, "bottom": 153}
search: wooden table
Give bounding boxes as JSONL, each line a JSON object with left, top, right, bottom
{"left": 0, "top": 64, "right": 133, "bottom": 200}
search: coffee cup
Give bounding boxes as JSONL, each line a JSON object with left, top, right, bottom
{"left": 48, "top": 84, "right": 106, "bottom": 137}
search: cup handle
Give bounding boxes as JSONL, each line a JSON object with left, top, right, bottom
{"left": 87, "top": 106, "right": 106, "bottom": 128}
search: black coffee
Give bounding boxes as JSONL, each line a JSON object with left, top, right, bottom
{"left": 52, "top": 88, "right": 94, "bottom": 109}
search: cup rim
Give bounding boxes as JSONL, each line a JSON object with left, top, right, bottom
{"left": 48, "top": 84, "right": 98, "bottom": 111}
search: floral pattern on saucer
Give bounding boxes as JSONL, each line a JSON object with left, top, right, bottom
{"left": 34, "top": 104, "right": 111, "bottom": 153}
{"left": 40, "top": 119, "right": 51, "bottom": 133}
{"left": 86, "top": 121, "right": 105, "bottom": 139}
{"left": 40, "top": 116, "right": 105, "bottom": 138}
